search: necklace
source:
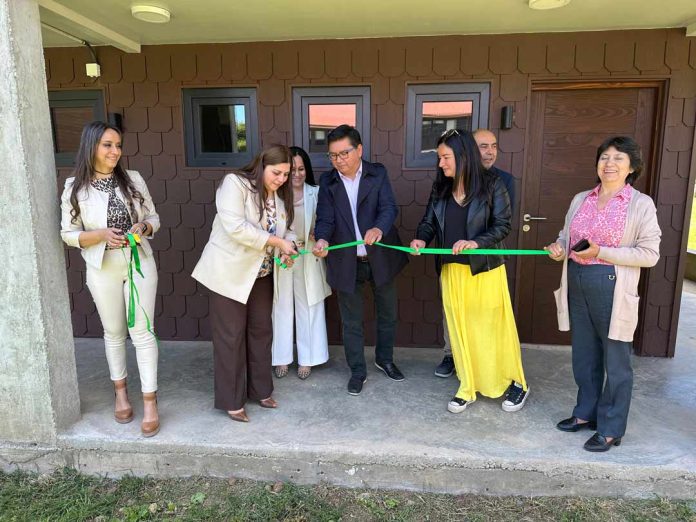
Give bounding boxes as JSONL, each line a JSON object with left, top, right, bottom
{"left": 453, "top": 190, "right": 468, "bottom": 206}
{"left": 93, "top": 169, "right": 114, "bottom": 177}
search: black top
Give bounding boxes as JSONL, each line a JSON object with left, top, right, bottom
{"left": 415, "top": 172, "right": 512, "bottom": 276}
{"left": 442, "top": 196, "right": 470, "bottom": 266}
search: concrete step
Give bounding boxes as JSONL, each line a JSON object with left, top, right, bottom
{"left": 3, "top": 336, "right": 694, "bottom": 499}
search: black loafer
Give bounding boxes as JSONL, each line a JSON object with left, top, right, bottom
{"left": 584, "top": 432, "right": 622, "bottom": 452}
{"left": 375, "top": 361, "right": 405, "bottom": 381}
{"left": 347, "top": 376, "right": 367, "bottom": 395}
{"left": 556, "top": 416, "right": 597, "bottom": 432}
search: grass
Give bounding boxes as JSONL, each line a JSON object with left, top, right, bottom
{"left": 0, "top": 469, "right": 695, "bottom": 521}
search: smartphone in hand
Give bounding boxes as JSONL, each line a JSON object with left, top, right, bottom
{"left": 571, "top": 238, "right": 590, "bottom": 252}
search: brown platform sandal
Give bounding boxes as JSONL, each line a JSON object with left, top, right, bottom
{"left": 113, "top": 378, "right": 133, "bottom": 424}
{"left": 228, "top": 409, "right": 249, "bottom": 422}
{"left": 141, "top": 392, "right": 160, "bottom": 437}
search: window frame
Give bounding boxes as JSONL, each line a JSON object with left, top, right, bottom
{"left": 405, "top": 83, "right": 490, "bottom": 169}
{"left": 48, "top": 90, "right": 106, "bottom": 167}
{"left": 182, "top": 87, "right": 259, "bottom": 168}
{"left": 292, "top": 86, "right": 371, "bottom": 171}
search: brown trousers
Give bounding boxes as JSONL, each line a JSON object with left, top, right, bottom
{"left": 209, "top": 275, "right": 274, "bottom": 411}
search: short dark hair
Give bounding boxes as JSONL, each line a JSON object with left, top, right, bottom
{"left": 595, "top": 136, "right": 643, "bottom": 186}
{"left": 327, "top": 124, "right": 362, "bottom": 148}
{"left": 289, "top": 146, "right": 316, "bottom": 186}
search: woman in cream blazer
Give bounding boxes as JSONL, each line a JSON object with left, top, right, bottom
{"left": 60, "top": 121, "right": 161, "bottom": 437}
{"left": 546, "top": 136, "right": 660, "bottom": 453}
{"left": 272, "top": 147, "right": 332, "bottom": 380}
{"left": 192, "top": 144, "right": 297, "bottom": 423}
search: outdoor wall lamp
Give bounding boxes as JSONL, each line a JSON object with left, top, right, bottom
{"left": 131, "top": 5, "right": 172, "bottom": 23}
{"left": 501, "top": 105, "right": 514, "bottom": 130}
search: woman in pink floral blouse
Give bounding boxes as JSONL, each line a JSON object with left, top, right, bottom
{"left": 545, "top": 136, "right": 661, "bottom": 452}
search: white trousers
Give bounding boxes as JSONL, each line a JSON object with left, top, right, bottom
{"left": 272, "top": 255, "right": 329, "bottom": 367}
{"left": 86, "top": 248, "right": 158, "bottom": 392}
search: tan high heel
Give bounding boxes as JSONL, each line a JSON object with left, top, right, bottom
{"left": 228, "top": 408, "right": 249, "bottom": 423}
{"left": 113, "top": 378, "right": 133, "bottom": 424}
{"left": 141, "top": 392, "right": 160, "bottom": 437}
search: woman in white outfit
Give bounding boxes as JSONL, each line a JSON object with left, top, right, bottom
{"left": 60, "top": 121, "right": 161, "bottom": 437}
{"left": 272, "top": 147, "right": 331, "bottom": 379}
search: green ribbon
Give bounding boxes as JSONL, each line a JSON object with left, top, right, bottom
{"left": 121, "top": 233, "right": 157, "bottom": 340}
{"left": 274, "top": 240, "right": 548, "bottom": 268}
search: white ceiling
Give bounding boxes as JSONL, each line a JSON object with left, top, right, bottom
{"left": 40, "top": 0, "right": 696, "bottom": 51}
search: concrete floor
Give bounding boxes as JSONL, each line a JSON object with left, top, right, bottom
{"left": 5, "top": 283, "right": 696, "bottom": 497}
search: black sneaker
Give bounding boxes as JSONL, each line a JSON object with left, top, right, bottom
{"left": 447, "top": 397, "right": 469, "bottom": 413}
{"left": 347, "top": 376, "right": 367, "bottom": 395}
{"left": 434, "top": 355, "right": 455, "bottom": 378}
{"left": 375, "top": 361, "right": 405, "bottom": 381}
{"left": 502, "top": 382, "right": 529, "bottom": 412}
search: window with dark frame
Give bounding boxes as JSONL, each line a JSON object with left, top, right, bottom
{"left": 182, "top": 88, "right": 259, "bottom": 168}
{"left": 48, "top": 90, "right": 106, "bottom": 167}
{"left": 405, "top": 83, "right": 490, "bottom": 168}
{"left": 292, "top": 86, "right": 370, "bottom": 171}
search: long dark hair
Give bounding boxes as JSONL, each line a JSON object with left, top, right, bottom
{"left": 69, "top": 121, "right": 144, "bottom": 224}
{"left": 289, "top": 146, "right": 316, "bottom": 186}
{"left": 432, "top": 129, "right": 488, "bottom": 204}
{"left": 234, "top": 144, "right": 294, "bottom": 228}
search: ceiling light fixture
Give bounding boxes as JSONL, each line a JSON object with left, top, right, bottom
{"left": 528, "top": 0, "right": 571, "bottom": 10}
{"left": 131, "top": 5, "right": 171, "bottom": 23}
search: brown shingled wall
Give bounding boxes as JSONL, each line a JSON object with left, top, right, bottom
{"left": 46, "top": 29, "right": 696, "bottom": 355}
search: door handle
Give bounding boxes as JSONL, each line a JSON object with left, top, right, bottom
{"left": 523, "top": 214, "right": 547, "bottom": 222}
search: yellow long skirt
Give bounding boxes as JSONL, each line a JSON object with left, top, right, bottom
{"left": 441, "top": 263, "right": 527, "bottom": 402}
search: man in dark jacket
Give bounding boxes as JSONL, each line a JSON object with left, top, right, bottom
{"left": 434, "top": 128, "right": 517, "bottom": 378}
{"left": 313, "top": 125, "right": 408, "bottom": 395}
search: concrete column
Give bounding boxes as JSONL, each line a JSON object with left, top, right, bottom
{"left": 0, "top": 0, "right": 80, "bottom": 443}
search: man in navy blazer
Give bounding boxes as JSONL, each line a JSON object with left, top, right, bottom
{"left": 313, "top": 125, "right": 408, "bottom": 395}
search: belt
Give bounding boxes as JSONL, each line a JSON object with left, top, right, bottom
{"left": 357, "top": 255, "right": 369, "bottom": 263}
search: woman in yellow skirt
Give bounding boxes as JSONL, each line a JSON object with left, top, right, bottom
{"left": 410, "top": 129, "right": 528, "bottom": 413}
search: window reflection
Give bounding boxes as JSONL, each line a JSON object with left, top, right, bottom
{"left": 420, "top": 101, "right": 473, "bottom": 152}
{"left": 200, "top": 105, "right": 247, "bottom": 153}
{"left": 50, "top": 106, "right": 94, "bottom": 153}
{"left": 308, "top": 104, "right": 357, "bottom": 153}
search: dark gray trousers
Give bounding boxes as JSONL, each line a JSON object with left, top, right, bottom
{"left": 337, "top": 260, "right": 397, "bottom": 379}
{"left": 568, "top": 261, "right": 633, "bottom": 438}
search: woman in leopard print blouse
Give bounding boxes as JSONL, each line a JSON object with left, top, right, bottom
{"left": 60, "top": 121, "right": 161, "bottom": 437}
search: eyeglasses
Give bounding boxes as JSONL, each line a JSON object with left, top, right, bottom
{"left": 440, "top": 129, "right": 460, "bottom": 139}
{"left": 326, "top": 147, "right": 355, "bottom": 161}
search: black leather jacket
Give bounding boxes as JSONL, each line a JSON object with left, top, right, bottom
{"left": 415, "top": 172, "right": 512, "bottom": 276}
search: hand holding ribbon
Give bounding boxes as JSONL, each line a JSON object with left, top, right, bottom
{"left": 121, "top": 233, "right": 157, "bottom": 340}
{"left": 275, "top": 239, "right": 548, "bottom": 268}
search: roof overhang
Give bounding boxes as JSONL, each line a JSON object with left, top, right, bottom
{"left": 40, "top": 0, "right": 696, "bottom": 52}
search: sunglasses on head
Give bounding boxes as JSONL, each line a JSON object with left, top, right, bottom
{"left": 440, "top": 129, "right": 460, "bottom": 139}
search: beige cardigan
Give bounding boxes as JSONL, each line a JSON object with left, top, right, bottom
{"left": 553, "top": 186, "right": 661, "bottom": 342}
{"left": 60, "top": 170, "right": 160, "bottom": 270}
{"left": 192, "top": 173, "right": 296, "bottom": 304}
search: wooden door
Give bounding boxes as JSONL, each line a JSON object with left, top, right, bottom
{"left": 516, "top": 82, "right": 660, "bottom": 346}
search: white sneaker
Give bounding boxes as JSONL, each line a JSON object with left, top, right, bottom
{"left": 502, "top": 382, "right": 529, "bottom": 412}
{"left": 447, "top": 397, "right": 469, "bottom": 413}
